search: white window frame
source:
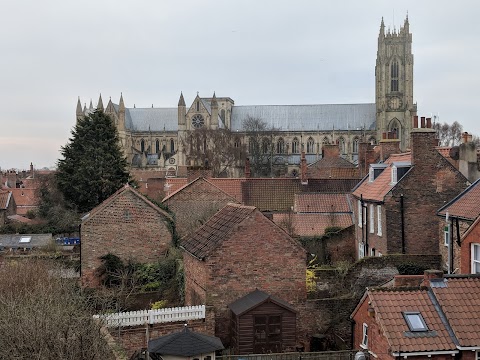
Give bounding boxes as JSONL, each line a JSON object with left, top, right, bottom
{"left": 472, "top": 243, "right": 480, "bottom": 274}
{"left": 369, "top": 167, "right": 374, "bottom": 182}
{"left": 391, "top": 165, "right": 398, "bottom": 184}
{"left": 359, "top": 242, "right": 365, "bottom": 259}
{"left": 369, "top": 205, "right": 374, "bottom": 233}
{"left": 377, "top": 205, "right": 382, "bottom": 236}
{"left": 444, "top": 225, "right": 450, "bottom": 247}
{"left": 475, "top": 350, "right": 480, "bottom": 360}
{"left": 361, "top": 323, "right": 368, "bottom": 349}
{"left": 358, "top": 200, "right": 362, "bottom": 227}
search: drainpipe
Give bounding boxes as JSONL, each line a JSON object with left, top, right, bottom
{"left": 400, "top": 194, "right": 405, "bottom": 254}
{"left": 360, "top": 194, "right": 367, "bottom": 256}
{"left": 449, "top": 216, "right": 454, "bottom": 274}
{"left": 350, "top": 319, "right": 355, "bottom": 350}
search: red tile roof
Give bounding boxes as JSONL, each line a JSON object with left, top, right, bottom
{"left": 273, "top": 213, "right": 353, "bottom": 237}
{"left": 162, "top": 177, "right": 237, "bottom": 203}
{"left": 83, "top": 184, "right": 172, "bottom": 222}
{"left": 308, "top": 156, "right": 356, "bottom": 169}
{"left": 208, "top": 178, "right": 244, "bottom": 202}
{"left": 437, "top": 178, "right": 480, "bottom": 221}
{"left": 431, "top": 277, "right": 480, "bottom": 347}
{"left": 367, "top": 288, "right": 456, "bottom": 353}
{"left": 294, "top": 193, "right": 351, "bottom": 213}
{"left": 181, "top": 203, "right": 256, "bottom": 259}
{"left": 163, "top": 178, "right": 188, "bottom": 197}
{"left": 352, "top": 152, "right": 411, "bottom": 202}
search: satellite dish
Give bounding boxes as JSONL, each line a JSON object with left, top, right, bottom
{"left": 354, "top": 351, "right": 366, "bottom": 360}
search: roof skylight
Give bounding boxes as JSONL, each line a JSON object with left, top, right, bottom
{"left": 19, "top": 236, "right": 31, "bottom": 243}
{"left": 403, "top": 312, "right": 428, "bottom": 332}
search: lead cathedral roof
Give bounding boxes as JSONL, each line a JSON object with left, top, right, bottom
{"left": 118, "top": 101, "right": 376, "bottom": 133}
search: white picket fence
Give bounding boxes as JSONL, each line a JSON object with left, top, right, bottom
{"left": 93, "top": 305, "right": 206, "bottom": 328}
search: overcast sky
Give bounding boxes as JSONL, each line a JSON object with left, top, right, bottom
{"left": 1, "top": 0, "right": 479, "bottom": 170}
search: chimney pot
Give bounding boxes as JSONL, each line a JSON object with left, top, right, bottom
{"left": 421, "top": 117, "right": 426, "bottom": 128}
{"left": 426, "top": 117, "right": 432, "bottom": 128}
{"left": 413, "top": 115, "right": 419, "bottom": 128}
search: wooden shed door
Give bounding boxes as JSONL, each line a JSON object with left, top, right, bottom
{"left": 254, "top": 315, "right": 282, "bottom": 353}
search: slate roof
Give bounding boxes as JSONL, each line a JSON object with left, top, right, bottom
{"left": 228, "top": 289, "right": 296, "bottom": 316}
{"left": 181, "top": 203, "right": 256, "bottom": 259}
{"left": 0, "top": 234, "right": 52, "bottom": 250}
{"left": 125, "top": 107, "right": 178, "bottom": 132}
{"left": 273, "top": 213, "right": 353, "bottom": 237}
{"left": 294, "top": 193, "right": 351, "bottom": 213}
{"left": 148, "top": 326, "right": 224, "bottom": 357}
{"left": 437, "top": 178, "right": 480, "bottom": 221}
{"left": 431, "top": 277, "right": 480, "bottom": 347}
{"left": 352, "top": 153, "right": 411, "bottom": 202}
{"left": 230, "top": 104, "right": 376, "bottom": 132}
{"left": 366, "top": 288, "right": 457, "bottom": 353}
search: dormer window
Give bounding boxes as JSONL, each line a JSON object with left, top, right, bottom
{"left": 403, "top": 312, "right": 428, "bottom": 332}
{"left": 370, "top": 164, "right": 388, "bottom": 182}
{"left": 391, "top": 161, "right": 411, "bottom": 184}
{"left": 391, "top": 165, "right": 398, "bottom": 184}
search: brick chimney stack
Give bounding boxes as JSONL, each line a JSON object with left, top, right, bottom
{"left": 421, "top": 269, "right": 444, "bottom": 287}
{"left": 411, "top": 115, "right": 438, "bottom": 166}
{"left": 300, "top": 152, "right": 308, "bottom": 185}
{"left": 322, "top": 144, "right": 340, "bottom": 158}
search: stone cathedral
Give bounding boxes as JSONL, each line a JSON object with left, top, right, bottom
{"left": 76, "top": 16, "right": 416, "bottom": 177}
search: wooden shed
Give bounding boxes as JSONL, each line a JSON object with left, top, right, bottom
{"left": 228, "top": 289, "right": 297, "bottom": 355}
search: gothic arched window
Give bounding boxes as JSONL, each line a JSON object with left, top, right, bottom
{"left": 140, "top": 139, "right": 145, "bottom": 153}
{"left": 292, "top": 137, "right": 299, "bottom": 154}
{"left": 307, "top": 137, "right": 315, "bottom": 154}
{"left": 155, "top": 139, "right": 160, "bottom": 153}
{"left": 339, "top": 137, "right": 346, "bottom": 154}
{"left": 391, "top": 61, "right": 399, "bottom": 92}
{"left": 353, "top": 138, "right": 359, "bottom": 154}
{"left": 322, "top": 137, "right": 329, "bottom": 145}
{"left": 170, "top": 139, "right": 175, "bottom": 153}
{"left": 276, "top": 138, "right": 285, "bottom": 154}
{"left": 234, "top": 137, "right": 240, "bottom": 148}
{"left": 262, "top": 137, "right": 270, "bottom": 154}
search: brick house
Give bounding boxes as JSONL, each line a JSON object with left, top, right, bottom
{"left": 352, "top": 120, "right": 468, "bottom": 259}
{"left": 437, "top": 178, "right": 480, "bottom": 274}
{"left": 0, "top": 190, "right": 15, "bottom": 225}
{"left": 162, "top": 177, "right": 238, "bottom": 237}
{"left": 81, "top": 184, "right": 173, "bottom": 287}
{"left": 180, "top": 203, "right": 306, "bottom": 348}
{"left": 351, "top": 271, "right": 480, "bottom": 359}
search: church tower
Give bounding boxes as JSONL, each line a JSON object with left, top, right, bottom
{"left": 376, "top": 16, "right": 417, "bottom": 150}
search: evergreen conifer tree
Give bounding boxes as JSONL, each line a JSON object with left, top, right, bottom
{"left": 57, "top": 110, "right": 130, "bottom": 212}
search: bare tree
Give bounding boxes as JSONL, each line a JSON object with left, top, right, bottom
{"left": 181, "top": 128, "right": 247, "bottom": 177}
{"left": 0, "top": 261, "right": 114, "bottom": 359}
{"left": 242, "top": 116, "right": 279, "bottom": 177}
{"left": 434, "top": 121, "right": 463, "bottom": 146}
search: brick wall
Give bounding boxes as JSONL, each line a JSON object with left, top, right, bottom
{"left": 352, "top": 297, "right": 393, "bottom": 359}
{"left": 184, "top": 210, "right": 307, "bottom": 347}
{"left": 164, "top": 179, "right": 237, "bottom": 237}
{"left": 460, "top": 220, "right": 480, "bottom": 274}
{"left": 385, "top": 130, "right": 467, "bottom": 255}
{"left": 109, "top": 310, "right": 215, "bottom": 358}
{"left": 81, "top": 190, "right": 173, "bottom": 287}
